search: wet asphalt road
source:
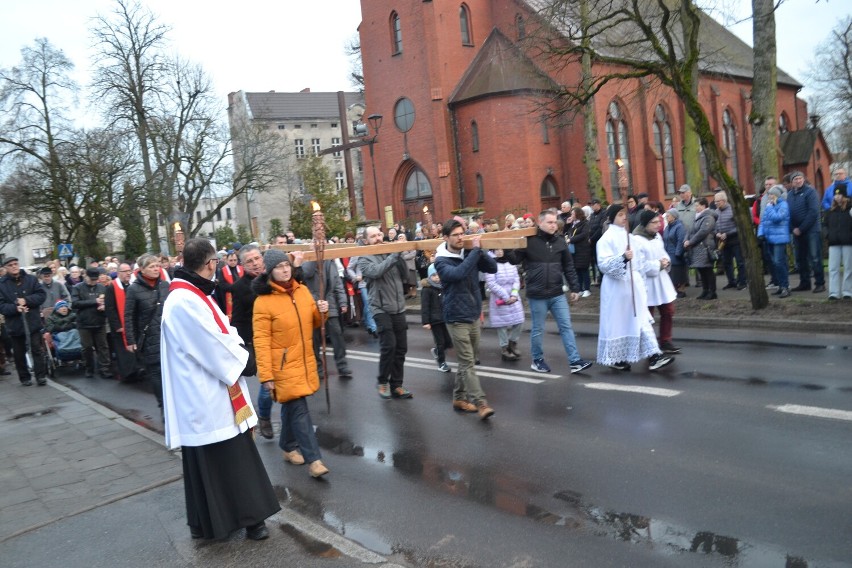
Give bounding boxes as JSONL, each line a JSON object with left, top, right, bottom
{"left": 53, "top": 318, "right": 852, "bottom": 567}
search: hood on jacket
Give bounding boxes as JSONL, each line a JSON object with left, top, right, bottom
{"left": 433, "top": 241, "right": 465, "bottom": 260}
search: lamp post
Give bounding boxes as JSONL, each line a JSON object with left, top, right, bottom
{"left": 366, "top": 113, "right": 383, "bottom": 219}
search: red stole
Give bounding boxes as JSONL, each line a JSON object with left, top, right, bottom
{"left": 169, "top": 280, "right": 253, "bottom": 426}
{"left": 112, "top": 279, "right": 128, "bottom": 347}
{"left": 220, "top": 265, "right": 244, "bottom": 321}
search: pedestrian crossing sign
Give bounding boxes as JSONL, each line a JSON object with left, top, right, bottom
{"left": 58, "top": 243, "right": 74, "bottom": 258}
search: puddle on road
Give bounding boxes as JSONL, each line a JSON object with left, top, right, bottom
{"left": 296, "top": 427, "right": 822, "bottom": 566}
{"left": 280, "top": 522, "right": 343, "bottom": 558}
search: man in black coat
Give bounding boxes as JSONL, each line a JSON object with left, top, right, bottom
{"left": 0, "top": 258, "right": 47, "bottom": 385}
{"left": 104, "top": 263, "right": 141, "bottom": 382}
{"left": 72, "top": 268, "right": 111, "bottom": 378}
{"left": 588, "top": 199, "right": 606, "bottom": 284}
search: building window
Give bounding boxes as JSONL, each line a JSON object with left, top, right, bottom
{"left": 460, "top": 4, "right": 473, "bottom": 46}
{"left": 277, "top": 124, "right": 286, "bottom": 130}
{"left": 404, "top": 167, "right": 432, "bottom": 199}
{"left": 356, "top": 150, "right": 363, "bottom": 172}
{"left": 606, "top": 100, "right": 632, "bottom": 201}
{"left": 390, "top": 11, "right": 402, "bottom": 55}
{"left": 476, "top": 173, "right": 484, "bottom": 203}
{"left": 394, "top": 97, "right": 415, "bottom": 132}
{"left": 541, "top": 118, "right": 549, "bottom": 144}
{"left": 311, "top": 124, "right": 318, "bottom": 128}
{"left": 298, "top": 176, "right": 305, "bottom": 192}
{"left": 778, "top": 112, "right": 789, "bottom": 134}
{"left": 311, "top": 138, "right": 321, "bottom": 156}
{"left": 516, "top": 14, "right": 525, "bottom": 40}
{"left": 336, "top": 172, "right": 345, "bottom": 190}
{"left": 294, "top": 124, "right": 301, "bottom": 129}
{"left": 216, "top": 209, "right": 222, "bottom": 221}
{"left": 295, "top": 139, "right": 305, "bottom": 159}
{"left": 471, "top": 121, "right": 479, "bottom": 152}
{"left": 652, "top": 104, "right": 676, "bottom": 194}
{"left": 196, "top": 211, "right": 202, "bottom": 223}
{"left": 226, "top": 207, "right": 232, "bottom": 220}
{"left": 331, "top": 123, "right": 338, "bottom": 128}
{"left": 331, "top": 137, "right": 342, "bottom": 157}
{"left": 723, "top": 109, "right": 739, "bottom": 184}
{"left": 540, "top": 176, "right": 558, "bottom": 198}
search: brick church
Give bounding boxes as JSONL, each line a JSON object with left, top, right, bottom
{"left": 357, "top": 0, "right": 832, "bottom": 227}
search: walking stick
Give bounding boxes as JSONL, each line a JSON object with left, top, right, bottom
{"left": 311, "top": 202, "right": 331, "bottom": 414}
{"left": 625, "top": 230, "right": 637, "bottom": 317}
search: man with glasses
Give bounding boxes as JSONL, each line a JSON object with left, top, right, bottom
{"left": 713, "top": 191, "right": 747, "bottom": 290}
{"left": 434, "top": 219, "right": 498, "bottom": 419}
{"left": 161, "top": 238, "right": 279, "bottom": 541}
{"left": 512, "top": 211, "right": 594, "bottom": 375}
{"left": 359, "top": 226, "right": 413, "bottom": 400}
{"left": 0, "top": 257, "right": 48, "bottom": 385}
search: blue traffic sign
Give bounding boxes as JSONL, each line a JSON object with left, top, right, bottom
{"left": 58, "top": 243, "right": 74, "bottom": 258}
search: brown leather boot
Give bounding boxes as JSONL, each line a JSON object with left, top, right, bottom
{"left": 452, "top": 400, "right": 477, "bottom": 412}
{"left": 257, "top": 418, "right": 273, "bottom": 439}
{"left": 477, "top": 400, "right": 495, "bottom": 420}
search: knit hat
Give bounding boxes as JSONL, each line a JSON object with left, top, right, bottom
{"left": 426, "top": 263, "right": 441, "bottom": 288}
{"left": 768, "top": 186, "right": 784, "bottom": 198}
{"left": 86, "top": 267, "right": 101, "bottom": 279}
{"left": 665, "top": 208, "right": 679, "bottom": 220}
{"left": 638, "top": 210, "right": 658, "bottom": 227}
{"left": 835, "top": 186, "right": 846, "bottom": 196}
{"left": 263, "top": 249, "right": 289, "bottom": 273}
{"left": 606, "top": 204, "right": 624, "bottom": 224}
{"left": 790, "top": 171, "right": 804, "bottom": 180}
{"left": 54, "top": 300, "right": 69, "bottom": 310}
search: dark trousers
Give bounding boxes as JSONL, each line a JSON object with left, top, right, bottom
{"left": 794, "top": 229, "right": 825, "bottom": 287}
{"left": 374, "top": 312, "right": 407, "bottom": 388}
{"left": 78, "top": 327, "right": 111, "bottom": 375}
{"left": 429, "top": 322, "right": 453, "bottom": 364}
{"left": 313, "top": 316, "right": 349, "bottom": 375}
{"left": 12, "top": 331, "right": 46, "bottom": 381}
{"left": 576, "top": 268, "right": 591, "bottom": 291}
{"left": 143, "top": 360, "right": 163, "bottom": 406}
{"left": 722, "top": 240, "right": 746, "bottom": 286}
{"left": 698, "top": 267, "right": 717, "bottom": 296}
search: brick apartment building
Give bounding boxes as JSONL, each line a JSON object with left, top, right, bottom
{"left": 357, "top": 0, "right": 832, "bottom": 228}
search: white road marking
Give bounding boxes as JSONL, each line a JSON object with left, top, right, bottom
{"left": 769, "top": 404, "right": 852, "bottom": 422}
{"left": 582, "top": 382, "right": 681, "bottom": 397}
{"left": 346, "top": 350, "right": 547, "bottom": 384}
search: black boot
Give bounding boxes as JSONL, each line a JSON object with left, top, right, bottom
{"left": 508, "top": 340, "right": 522, "bottom": 358}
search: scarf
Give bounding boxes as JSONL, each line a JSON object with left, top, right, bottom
{"left": 111, "top": 279, "right": 128, "bottom": 347}
{"left": 169, "top": 274, "right": 253, "bottom": 426}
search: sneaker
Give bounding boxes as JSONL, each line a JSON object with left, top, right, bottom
{"left": 283, "top": 450, "right": 305, "bottom": 465}
{"left": 378, "top": 384, "right": 391, "bottom": 399}
{"left": 570, "top": 359, "right": 593, "bottom": 374}
{"left": 530, "top": 358, "right": 551, "bottom": 373}
{"left": 812, "top": 285, "right": 826, "bottom": 293}
{"left": 736, "top": 283, "right": 747, "bottom": 290}
{"left": 258, "top": 418, "right": 274, "bottom": 439}
{"left": 338, "top": 370, "right": 353, "bottom": 379}
{"left": 648, "top": 354, "right": 674, "bottom": 371}
{"left": 309, "top": 460, "right": 329, "bottom": 478}
{"left": 792, "top": 283, "right": 811, "bottom": 292}
{"left": 452, "top": 400, "right": 478, "bottom": 412}
{"left": 778, "top": 288, "right": 791, "bottom": 298}
{"left": 430, "top": 347, "right": 438, "bottom": 360}
{"left": 476, "top": 400, "right": 495, "bottom": 420}
{"left": 765, "top": 283, "right": 778, "bottom": 290}
{"left": 609, "top": 362, "right": 631, "bottom": 371}
{"left": 722, "top": 283, "right": 737, "bottom": 290}
{"left": 676, "top": 291, "right": 687, "bottom": 299}
{"left": 438, "top": 362, "right": 451, "bottom": 373}
{"left": 581, "top": 290, "right": 591, "bottom": 298}
{"left": 391, "top": 386, "right": 413, "bottom": 399}
{"left": 36, "top": 378, "right": 47, "bottom": 386}
{"left": 659, "top": 341, "right": 682, "bottom": 355}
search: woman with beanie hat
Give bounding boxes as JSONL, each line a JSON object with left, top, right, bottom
{"left": 595, "top": 205, "right": 673, "bottom": 372}
{"left": 252, "top": 249, "right": 330, "bottom": 478}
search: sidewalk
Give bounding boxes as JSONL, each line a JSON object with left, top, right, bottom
{"left": 0, "top": 374, "right": 405, "bottom": 567}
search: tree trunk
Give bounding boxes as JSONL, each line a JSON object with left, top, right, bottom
{"left": 680, "top": 1, "right": 702, "bottom": 192}
{"left": 750, "top": 0, "right": 779, "bottom": 190}
{"left": 580, "top": 0, "right": 604, "bottom": 201}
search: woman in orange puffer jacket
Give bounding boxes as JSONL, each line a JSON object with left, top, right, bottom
{"left": 253, "top": 249, "right": 329, "bottom": 478}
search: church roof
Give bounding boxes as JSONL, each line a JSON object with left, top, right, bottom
{"left": 449, "top": 28, "right": 560, "bottom": 105}
{"left": 780, "top": 129, "right": 819, "bottom": 166}
{"left": 243, "top": 91, "right": 364, "bottom": 121}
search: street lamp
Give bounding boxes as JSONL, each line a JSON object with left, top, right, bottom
{"left": 366, "top": 114, "right": 383, "bottom": 219}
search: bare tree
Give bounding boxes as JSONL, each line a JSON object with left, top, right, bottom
{"left": 527, "top": 0, "right": 769, "bottom": 308}
{"left": 809, "top": 16, "right": 852, "bottom": 163}
{"left": 345, "top": 35, "right": 365, "bottom": 92}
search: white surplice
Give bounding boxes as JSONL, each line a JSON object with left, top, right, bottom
{"left": 633, "top": 232, "right": 677, "bottom": 307}
{"left": 161, "top": 279, "right": 253, "bottom": 450}
{"left": 596, "top": 225, "right": 661, "bottom": 365}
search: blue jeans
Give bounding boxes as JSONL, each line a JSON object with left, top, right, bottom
{"left": 528, "top": 295, "right": 581, "bottom": 364}
{"left": 279, "top": 397, "right": 321, "bottom": 464}
{"left": 770, "top": 243, "right": 789, "bottom": 289}
{"left": 360, "top": 286, "right": 376, "bottom": 332}
{"left": 257, "top": 383, "right": 273, "bottom": 420}
{"left": 794, "top": 229, "right": 825, "bottom": 287}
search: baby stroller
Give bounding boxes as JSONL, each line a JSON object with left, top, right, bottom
{"left": 50, "top": 329, "right": 83, "bottom": 372}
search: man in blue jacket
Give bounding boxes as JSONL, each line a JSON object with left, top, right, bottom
{"left": 434, "top": 219, "right": 497, "bottom": 419}
{"left": 821, "top": 168, "right": 849, "bottom": 210}
{"left": 0, "top": 258, "right": 47, "bottom": 385}
{"left": 512, "top": 210, "right": 594, "bottom": 374}
{"left": 787, "top": 171, "right": 826, "bottom": 293}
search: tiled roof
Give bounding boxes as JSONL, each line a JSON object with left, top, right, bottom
{"left": 244, "top": 91, "right": 364, "bottom": 121}
{"left": 780, "top": 129, "right": 818, "bottom": 166}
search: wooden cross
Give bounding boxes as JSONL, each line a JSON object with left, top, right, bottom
{"left": 265, "top": 227, "right": 537, "bottom": 262}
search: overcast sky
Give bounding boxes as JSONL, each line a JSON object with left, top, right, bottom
{"left": 0, "top": 0, "right": 848, "bottom": 117}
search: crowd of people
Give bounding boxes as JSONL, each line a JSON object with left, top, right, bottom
{"left": 1, "top": 166, "right": 849, "bottom": 542}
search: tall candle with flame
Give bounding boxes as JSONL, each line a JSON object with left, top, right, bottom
{"left": 423, "top": 205, "right": 433, "bottom": 238}
{"left": 173, "top": 222, "right": 185, "bottom": 253}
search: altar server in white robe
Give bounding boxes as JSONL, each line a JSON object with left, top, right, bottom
{"left": 596, "top": 205, "right": 674, "bottom": 372}
{"left": 161, "top": 237, "right": 279, "bottom": 541}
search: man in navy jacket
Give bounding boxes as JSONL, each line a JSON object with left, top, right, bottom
{"left": 0, "top": 258, "right": 47, "bottom": 385}
{"left": 434, "top": 219, "right": 497, "bottom": 419}
{"left": 788, "top": 172, "right": 826, "bottom": 293}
